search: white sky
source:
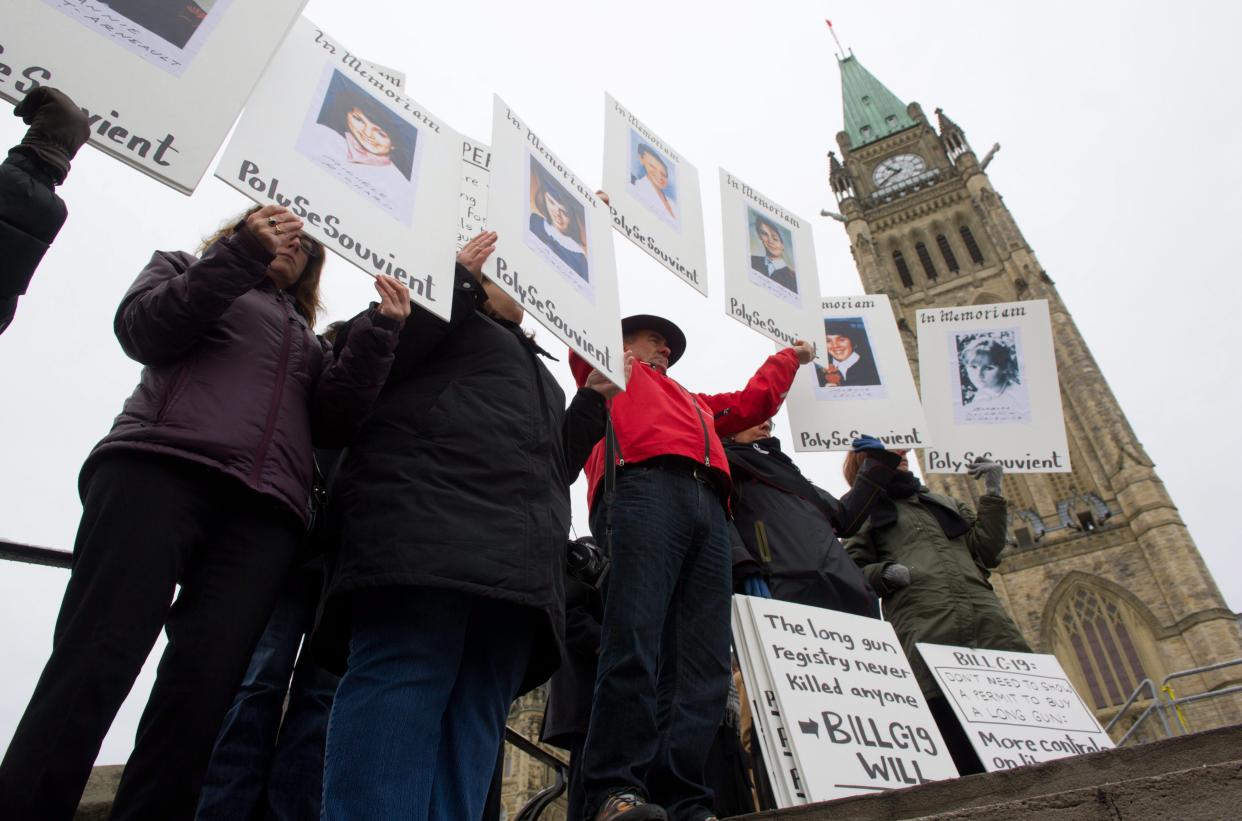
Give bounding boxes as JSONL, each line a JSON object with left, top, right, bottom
{"left": 2, "top": 0, "right": 1239, "bottom": 766}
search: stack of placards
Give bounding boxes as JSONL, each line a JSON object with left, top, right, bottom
{"left": 732, "top": 595, "right": 958, "bottom": 808}
{"left": 918, "top": 643, "right": 1114, "bottom": 772}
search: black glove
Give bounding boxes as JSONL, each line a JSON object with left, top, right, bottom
{"left": 13, "top": 87, "right": 90, "bottom": 184}
{"left": 881, "top": 563, "right": 911, "bottom": 591}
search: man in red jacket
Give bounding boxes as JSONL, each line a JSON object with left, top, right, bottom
{"left": 569, "top": 315, "right": 813, "bottom": 821}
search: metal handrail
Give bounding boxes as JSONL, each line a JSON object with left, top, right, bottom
{"left": 2, "top": 541, "right": 570, "bottom": 820}
{"left": 1103, "top": 677, "right": 1175, "bottom": 746}
{"left": 1158, "top": 659, "right": 1242, "bottom": 736}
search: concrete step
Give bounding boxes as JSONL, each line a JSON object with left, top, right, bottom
{"left": 746, "top": 722, "right": 1242, "bottom": 820}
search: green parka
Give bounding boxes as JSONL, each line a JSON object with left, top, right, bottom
{"left": 844, "top": 487, "right": 1030, "bottom": 696}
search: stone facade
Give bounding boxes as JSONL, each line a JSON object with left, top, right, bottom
{"left": 828, "top": 60, "right": 1242, "bottom": 734}
{"left": 499, "top": 686, "right": 566, "bottom": 821}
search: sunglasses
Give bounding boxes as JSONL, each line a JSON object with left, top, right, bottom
{"left": 297, "top": 235, "right": 323, "bottom": 259}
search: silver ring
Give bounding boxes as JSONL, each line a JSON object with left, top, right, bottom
{"left": 267, "top": 216, "right": 277, "bottom": 227}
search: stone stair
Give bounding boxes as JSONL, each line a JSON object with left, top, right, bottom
{"left": 744, "top": 723, "right": 1242, "bottom": 820}
{"left": 76, "top": 724, "right": 1242, "bottom": 820}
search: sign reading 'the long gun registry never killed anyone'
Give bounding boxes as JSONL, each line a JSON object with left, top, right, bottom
{"left": 918, "top": 643, "right": 1114, "bottom": 772}
{"left": 216, "top": 17, "right": 461, "bottom": 320}
{"left": 602, "top": 93, "right": 708, "bottom": 296}
{"left": 916, "top": 299, "right": 1071, "bottom": 473}
{"left": 785, "top": 295, "right": 929, "bottom": 452}
{"left": 487, "top": 96, "right": 625, "bottom": 387}
{"left": 2, "top": 0, "right": 305, "bottom": 193}
{"left": 734, "top": 596, "right": 957, "bottom": 806}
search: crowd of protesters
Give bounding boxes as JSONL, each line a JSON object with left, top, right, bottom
{"left": 0, "top": 90, "right": 1032, "bottom": 821}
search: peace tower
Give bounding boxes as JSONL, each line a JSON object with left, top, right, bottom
{"left": 826, "top": 53, "right": 1242, "bottom": 731}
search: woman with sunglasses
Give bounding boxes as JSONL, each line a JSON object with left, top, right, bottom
{"left": 0, "top": 204, "right": 410, "bottom": 821}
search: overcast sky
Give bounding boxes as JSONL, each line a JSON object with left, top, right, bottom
{"left": 2, "top": 0, "right": 1239, "bottom": 766}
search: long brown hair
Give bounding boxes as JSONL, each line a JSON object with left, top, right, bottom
{"left": 200, "top": 205, "right": 326, "bottom": 327}
{"left": 842, "top": 450, "right": 866, "bottom": 487}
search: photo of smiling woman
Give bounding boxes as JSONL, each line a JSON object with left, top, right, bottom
{"left": 525, "top": 157, "right": 594, "bottom": 299}
{"left": 746, "top": 208, "right": 799, "bottom": 307}
{"left": 951, "top": 329, "right": 1031, "bottom": 424}
{"left": 296, "top": 68, "right": 420, "bottom": 224}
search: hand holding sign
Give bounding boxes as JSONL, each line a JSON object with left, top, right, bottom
{"left": 374, "top": 276, "right": 411, "bottom": 322}
{"left": 792, "top": 339, "right": 815, "bottom": 365}
{"left": 586, "top": 350, "right": 635, "bottom": 399}
{"left": 245, "top": 205, "right": 305, "bottom": 256}
{"left": 457, "top": 230, "right": 498, "bottom": 281}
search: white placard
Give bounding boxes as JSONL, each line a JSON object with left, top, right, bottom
{"left": 737, "top": 596, "right": 957, "bottom": 803}
{"left": 361, "top": 60, "right": 404, "bottom": 91}
{"left": 786, "top": 295, "right": 930, "bottom": 452}
{"left": 457, "top": 135, "right": 490, "bottom": 250}
{"left": 732, "top": 598, "right": 805, "bottom": 807}
{"left": 602, "top": 94, "right": 707, "bottom": 295}
{"left": 916, "top": 300, "right": 1070, "bottom": 473}
{"left": 719, "top": 170, "right": 825, "bottom": 361}
{"left": 215, "top": 18, "right": 460, "bottom": 320}
{"left": 917, "top": 643, "right": 1113, "bottom": 771}
{"left": 0, "top": 0, "right": 305, "bottom": 193}
{"left": 487, "top": 96, "right": 625, "bottom": 386}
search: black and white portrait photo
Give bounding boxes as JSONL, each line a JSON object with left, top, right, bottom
{"left": 951, "top": 329, "right": 1031, "bottom": 424}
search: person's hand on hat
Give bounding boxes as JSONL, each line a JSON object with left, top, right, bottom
{"left": 791, "top": 339, "right": 815, "bottom": 365}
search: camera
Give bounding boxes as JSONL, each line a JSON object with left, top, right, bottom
{"left": 565, "top": 536, "right": 610, "bottom": 590}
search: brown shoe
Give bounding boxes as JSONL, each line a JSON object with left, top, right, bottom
{"left": 593, "top": 790, "right": 669, "bottom": 820}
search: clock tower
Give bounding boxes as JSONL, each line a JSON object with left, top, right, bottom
{"left": 828, "top": 53, "right": 1242, "bottom": 731}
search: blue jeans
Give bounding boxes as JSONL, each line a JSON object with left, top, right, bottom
{"left": 196, "top": 563, "right": 339, "bottom": 821}
{"left": 321, "top": 587, "right": 537, "bottom": 821}
{"left": 582, "top": 466, "right": 732, "bottom": 821}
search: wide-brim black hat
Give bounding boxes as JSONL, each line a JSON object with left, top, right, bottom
{"left": 621, "top": 314, "right": 687, "bottom": 366}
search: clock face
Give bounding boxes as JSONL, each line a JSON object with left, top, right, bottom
{"left": 872, "top": 153, "right": 926, "bottom": 188}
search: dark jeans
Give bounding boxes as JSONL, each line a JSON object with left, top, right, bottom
{"left": 195, "top": 563, "right": 339, "bottom": 821}
{"left": 0, "top": 452, "right": 302, "bottom": 821}
{"left": 321, "top": 588, "right": 537, "bottom": 821}
{"left": 582, "top": 466, "right": 732, "bottom": 821}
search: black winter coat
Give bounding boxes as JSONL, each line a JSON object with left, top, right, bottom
{"left": 316, "top": 265, "right": 607, "bottom": 692}
{"left": 0, "top": 151, "right": 67, "bottom": 334}
{"left": 727, "top": 438, "right": 897, "bottom": 617}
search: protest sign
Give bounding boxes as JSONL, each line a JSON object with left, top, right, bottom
{"left": 361, "top": 60, "right": 404, "bottom": 92}
{"left": 732, "top": 597, "right": 805, "bottom": 808}
{"left": 916, "top": 300, "right": 1071, "bottom": 473}
{"left": 918, "top": 643, "right": 1113, "bottom": 771}
{"left": 785, "top": 295, "right": 929, "bottom": 452}
{"left": 215, "top": 18, "right": 460, "bottom": 320}
{"left": 734, "top": 596, "right": 956, "bottom": 805}
{"left": 1, "top": 0, "right": 305, "bottom": 193}
{"left": 602, "top": 94, "right": 707, "bottom": 295}
{"left": 457, "top": 135, "right": 490, "bottom": 250}
{"left": 486, "top": 96, "right": 625, "bottom": 386}
{"left": 719, "top": 170, "right": 825, "bottom": 362}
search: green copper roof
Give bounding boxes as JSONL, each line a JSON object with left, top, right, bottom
{"left": 839, "top": 54, "right": 916, "bottom": 148}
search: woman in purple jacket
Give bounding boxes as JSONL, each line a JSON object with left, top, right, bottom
{"left": 0, "top": 204, "right": 410, "bottom": 821}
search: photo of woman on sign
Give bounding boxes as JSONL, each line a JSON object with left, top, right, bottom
{"left": 524, "top": 156, "right": 594, "bottom": 301}
{"left": 951, "top": 329, "right": 1031, "bottom": 424}
{"left": 49, "top": 0, "right": 233, "bottom": 76}
{"left": 296, "top": 67, "right": 420, "bottom": 224}
{"left": 104, "top": 0, "right": 214, "bottom": 49}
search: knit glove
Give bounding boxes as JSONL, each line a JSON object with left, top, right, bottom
{"left": 881, "top": 563, "right": 911, "bottom": 591}
{"left": 743, "top": 575, "right": 773, "bottom": 599}
{"left": 967, "top": 457, "right": 1004, "bottom": 496}
{"left": 13, "top": 87, "right": 90, "bottom": 184}
{"left": 851, "top": 435, "right": 887, "bottom": 452}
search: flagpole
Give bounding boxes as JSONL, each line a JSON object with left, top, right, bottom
{"left": 825, "top": 19, "right": 845, "bottom": 59}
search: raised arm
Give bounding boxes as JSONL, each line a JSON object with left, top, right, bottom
{"left": 825, "top": 451, "right": 902, "bottom": 537}
{"left": 114, "top": 205, "right": 297, "bottom": 365}
{"left": 699, "top": 341, "right": 810, "bottom": 438}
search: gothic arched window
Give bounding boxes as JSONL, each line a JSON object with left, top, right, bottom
{"left": 915, "top": 242, "right": 938, "bottom": 280}
{"left": 892, "top": 250, "right": 913, "bottom": 288}
{"left": 936, "top": 234, "right": 960, "bottom": 273}
{"left": 1052, "top": 586, "right": 1153, "bottom": 709}
{"left": 959, "top": 226, "right": 985, "bottom": 264}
